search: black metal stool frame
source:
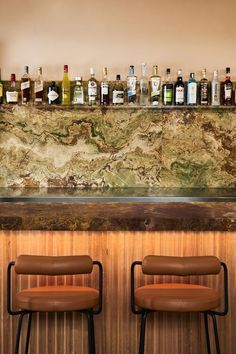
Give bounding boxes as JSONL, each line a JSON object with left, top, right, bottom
{"left": 131, "top": 261, "right": 228, "bottom": 354}
{"left": 7, "top": 260, "right": 103, "bottom": 354}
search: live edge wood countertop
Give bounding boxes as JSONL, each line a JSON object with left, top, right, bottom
{"left": 1, "top": 187, "right": 236, "bottom": 231}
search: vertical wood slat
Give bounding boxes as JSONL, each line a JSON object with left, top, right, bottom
{"left": 0, "top": 231, "right": 235, "bottom": 354}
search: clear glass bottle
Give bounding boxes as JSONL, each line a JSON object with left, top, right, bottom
{"left": 211, "top": 70, "right": 220, "bottom": 106}
{"left": 223, "top": 67, "right": 233, "bottom": 105}
{"left": 62, "top": 65, "right": 70, "bottom": 105}
{"left": 150, "top": 65, "right": 161, "bottom": 105}
{"left": 174, "top": 69, "right": 185, "bottom": 105}
{"left": 47, "top": 81, "right": 60, "bottom": 105}
{"left": 199, "top": 69, "right": 209, "bottom": 105}
{"left": 127, "top": 65, "right": 137, "bottom": 105}
{"left": 112, "top": 75, "right": 124, "bottom": 105}
{"left": 21, "top": 66, "right": 31, "bottom": 104}
{"left": 6, "top": 74, "right": 19, "bottom": 104}
{"left": 162, "top": 68, "right": 173, "bottom": 105}
{"left": 73, "top": 77, "right": 84, "bottom": 105}
{"left": 139, "top": 63, "right": 149, "bottom": 106}
{"left": 100, "top": 67, "right": 109, "bottom": 105}
{"left": 34, "top": 67, "right": 44, "bottom": 104}
{"left": 88, "top": 68, "right": 98, "bottom": 105}
{"left": 187, "top": 73, "right": 197, "bottom": 105}
{"left": 0, "top": 68, "right": 3, "bottom": 104}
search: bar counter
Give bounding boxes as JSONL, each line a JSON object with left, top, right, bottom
{"left": 1, "top": 187, "right": 236, "bottom": 231}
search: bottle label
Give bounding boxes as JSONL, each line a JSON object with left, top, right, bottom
{"left": 48, "top": 90, "right": 59, "bottom": 101}
{"left": 0, "top": 84, "right": 3, "bottom": 98}
{"left": 187, "top": 82, "right": 197, "bottom": 104}
{"left": 164, "top": 89, "right": 173, "bottom": 104}
{"left": 35, "top": 98, "right": 43, "bottom": 103}
{"left": 21, "top": 81, "right": 30, "bottom": 90}
{"left": 225, "top": 87, "right": 232, "bottom": 99}
{"left": 113, "top": 90, "right": 124, "bottom": 104}
{"left": 176, "top": 87, "right": 184, "bottom": 103}
{"left": 151, "top": 77, "right": 161, "bottom": 97}
{"left": 101, "top": 82, "right": 109, "bottom": 95}
{"left": 88, "top": 81, "right": 97, "bottom": 99}
{"left": 35, "top": 82, "right": 43, "bottom": 93}
{"left": 73, "top": 93, "right": 84, "bottom": 104}
{"left": 127, "top": 77, "right": 137, "bottom": 97}
{"left": 200, "top": 83, "right": 208, "bottom": 102}
{"left": 6, "top": 91, "right": 18, "bottom": 103}
{"left": 212, "top": 82, "right": 220, "bottom": 105}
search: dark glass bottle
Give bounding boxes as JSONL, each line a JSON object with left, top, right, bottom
{"left": 47, "top": 81, "right": 60, "bottom": 105}
{"left": 174, "top": 70, "right": 185, "bottom": 105}
{"left": 199, "top": 69, "right": 209, "bottom": 105}
{"left": 21, "top": 66, "right": 31, "bottom": 104}
{"left": 100, "top": 67, "right": 110, "bottom": 105}
{"left": 162, "top": 68, "right": 173, "bottom": 105}
{"left": 6, "top": 74, "right": 19, "bottom": 104}
{"left": 0, "top": 68, "right": 3, "bottom": 104}
{"left": 223, "top": 67, "right": 233, "bottom": 105}
{"left": 112, "top": 75, "right": 124, "bottom": 105}
{"left": 34, "top": 67, "right": 44, "bottom": 104}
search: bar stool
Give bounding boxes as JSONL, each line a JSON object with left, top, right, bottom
{"left": 131, "top": 255, "right": 228, "bottom": 354}
{"left": 7, "top": 255, "right": 103, "bottom": 354}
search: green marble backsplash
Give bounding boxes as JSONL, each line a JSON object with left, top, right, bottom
{"left": 0, "top": 105, "right": 236, "bottom": 188}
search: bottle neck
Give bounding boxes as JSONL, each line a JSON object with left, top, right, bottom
{"left": 10, "top": 80, "right": 16, "bottom": 88}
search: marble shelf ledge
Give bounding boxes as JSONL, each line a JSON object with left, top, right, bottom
{"left": 0, "top": 188, "right": 236, "bottom": 231}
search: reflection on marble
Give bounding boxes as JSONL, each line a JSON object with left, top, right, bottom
{"left": 0, "top": 105, "right": 236, "bottom": 188}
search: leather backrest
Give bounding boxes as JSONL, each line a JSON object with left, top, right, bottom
{"left": 142, "top": 255, "right": 221, "bottom": 276}
{"left": 15, "top": 255, "right": 93, "bottom": 275}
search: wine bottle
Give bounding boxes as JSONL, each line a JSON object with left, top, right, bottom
{"left": 34, "top": 67, "right": 44, "bottom": 104}
{"left": 21, "top": 66, "right": 31, "bottom": 104}
{"left": 62, "top": 65, "right": 70, "bottom": 105}
{"left": 47, "top": 81, "right": 60, "bottom": 105}
{"left": 6, "top": 74, "right": 19, "bottom": 104}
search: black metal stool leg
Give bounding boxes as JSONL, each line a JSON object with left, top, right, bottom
{"left": 139, "top": 311, "right": 148, "bottom": 354}
{"left": 203, "top": 313, "right": 211, "bottom": 354}
{"left": 14, "top": 312, "right": 26, "bottom": 354}
{"left": 24, "top": 312, "right": 32, "bottom": 354}
{"left": 87, "top": 310, "right": 96, "bottom": 354}
{"left": 209, "top": 313, "right": 221, "bottom": 354}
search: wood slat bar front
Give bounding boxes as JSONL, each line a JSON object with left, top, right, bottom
{"left": 0, "top": 231, "right": 234, "bottom": 354}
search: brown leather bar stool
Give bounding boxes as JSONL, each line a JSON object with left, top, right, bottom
{"left": 7, "top": 255, "right": 103, "bottom": 354}
{"left": 131, "top": 255, "right": 228, "bottom": 354}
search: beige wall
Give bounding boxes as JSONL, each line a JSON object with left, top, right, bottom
{"left": 1, "top": 0, "right": 236, "bottom": 81}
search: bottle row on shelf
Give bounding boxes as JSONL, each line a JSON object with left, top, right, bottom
{"left": 0, "top": 64, "right": 235, "bottom": 106}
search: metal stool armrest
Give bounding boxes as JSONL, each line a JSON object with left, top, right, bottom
{"left": 7, "top": 261, "right": 23, "bottom": 315}
{"left": 210, "top": 262, "right": 228, "bottom": 316}
{"left": 131, "top": 261, "right": 142, "bottom": 314}
{"left": 92, "top": 261, "right": 103, "bottom": 315}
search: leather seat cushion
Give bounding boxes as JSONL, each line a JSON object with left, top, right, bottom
{"left": 135, "top": 283, "right": 221, "bottom": 312}
{"left": 16, "top": 286, "right": 99, "bottom": 312}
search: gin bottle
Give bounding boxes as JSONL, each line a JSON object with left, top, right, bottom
{"left": 127, "top": 65, "right": 137, "bottom": 105}
{"left": 88, "top": 68, "right": 98, "bottom": 105}
{"left": 112, "top": 75, "right": 124, "bottom": 105}
{"left": 187, "top": 73, "right": 197, "bottom": 105}
{"left": 211, "top": 70, "right": 220, "bottom": 106}
{"left": 73, "top": 77, "right": 84, "bottom": 105}
{"left": 139, "top": 63, "right": 149, "bottom": 106}
{"left": 150, "top": 65, "right": 161, "bottom": 105}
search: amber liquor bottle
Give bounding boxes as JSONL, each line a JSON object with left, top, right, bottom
{"left": 223, "top": 67, "right": 233, "bottom": 105}
{"left": 21, "top": 66, "right": 31, "bottom": 104}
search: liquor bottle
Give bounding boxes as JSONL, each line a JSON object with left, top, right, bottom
{"left": 88, "top": 68, "right": 98, "bottom": 105}
{"left": 100, "top": 67, "right": 109, "bottom": 105}
{"left": 162, "top": 68, "right": 173, "bottom": 105}
{"left": 139, "top": 63, "right": 149, "bottom": 106}
{"left": 127, "top": 65, "right": 137, "bottom": 105}
{"left": 199, "top": 69, "right": 209, "bottom": 105}
{"left": 6, "top": 74, "right": 19, "bottom": 104}
{"left": 0, "top": 68, "right": 3, "bottom": 104}
{"left": 211, "top": 70, "right": 220, "bottom": 106}
{"left": 223, "top": 67, "right": 233, "bottom": 105}
{"left": 34, "top": 67, "right": 44, "bottom": 104}
{"left": 150, "top": 65, "right": 161, "bottom": 105}
{"left": 47, "top": 81, "right": 60, "bottom": 105}
{"left": 187, "top": 73, "right": 197, "bottom": 105}
{"left": 73, "top": 77, "right": 84, "bottom": 105}
{"left": 112, "top": 75, "right": 124, "bottom": 105}
{"left": 62, "top": 65, "right": 70, "bottom": 105}
{"left": 21, "top": 66, "right": 31, "bottom": 104}
{"left": 174, "top": 70, "right": 185, "bottom": 105}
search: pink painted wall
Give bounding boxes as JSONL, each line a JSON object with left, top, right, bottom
{"left": 1, "top": 0, "right": 236, "bottom": 81}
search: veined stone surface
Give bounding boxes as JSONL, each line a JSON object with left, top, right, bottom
{"left": 0, "top": 105, "right": 236, "bottom": 188}
{"left": 0, "top": 105, "right": 162, "bottom": 188}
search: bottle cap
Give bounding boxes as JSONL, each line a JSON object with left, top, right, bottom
{"left": 177, "top": 69, "right": 182, "bottom": 76}
{"left": 75, "top": 76, "right": 82, "bottom": 81}
{"left": 116, "top": 74, "right": 121, "bottom": 80}
{"left": 64, "top": 65, "right": 68, "bottom": 73}
{"left": 202, "top": 68, "right": 207, "bottom": 75}
{"left": 52, "top": 81, "right": 56, "bottom": 85}
{"left": 226, "top": 67, "right": 230, "bottom": 73}
{"left": 38, "top": 67, "right": 42, "bottom": 74}
{"left": 24, "top": 66, "right": 29, "bottom": 73}
{"left": 166, "top": 68, "right": 171, "bottom": 74}
{"left": 90, "top": 67, "right": 95, "bottom": 75}
{"left": 129, "top": 65, "right": 134, "bottom": 74}
{"left": 103, "top": 67, "right": 108, "bottom": 76}
{"left": 10, "top": 73, "right": 16, "bottom": 81}
{"left": 190, "top": 73, "right": 195, "bottom": 78}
